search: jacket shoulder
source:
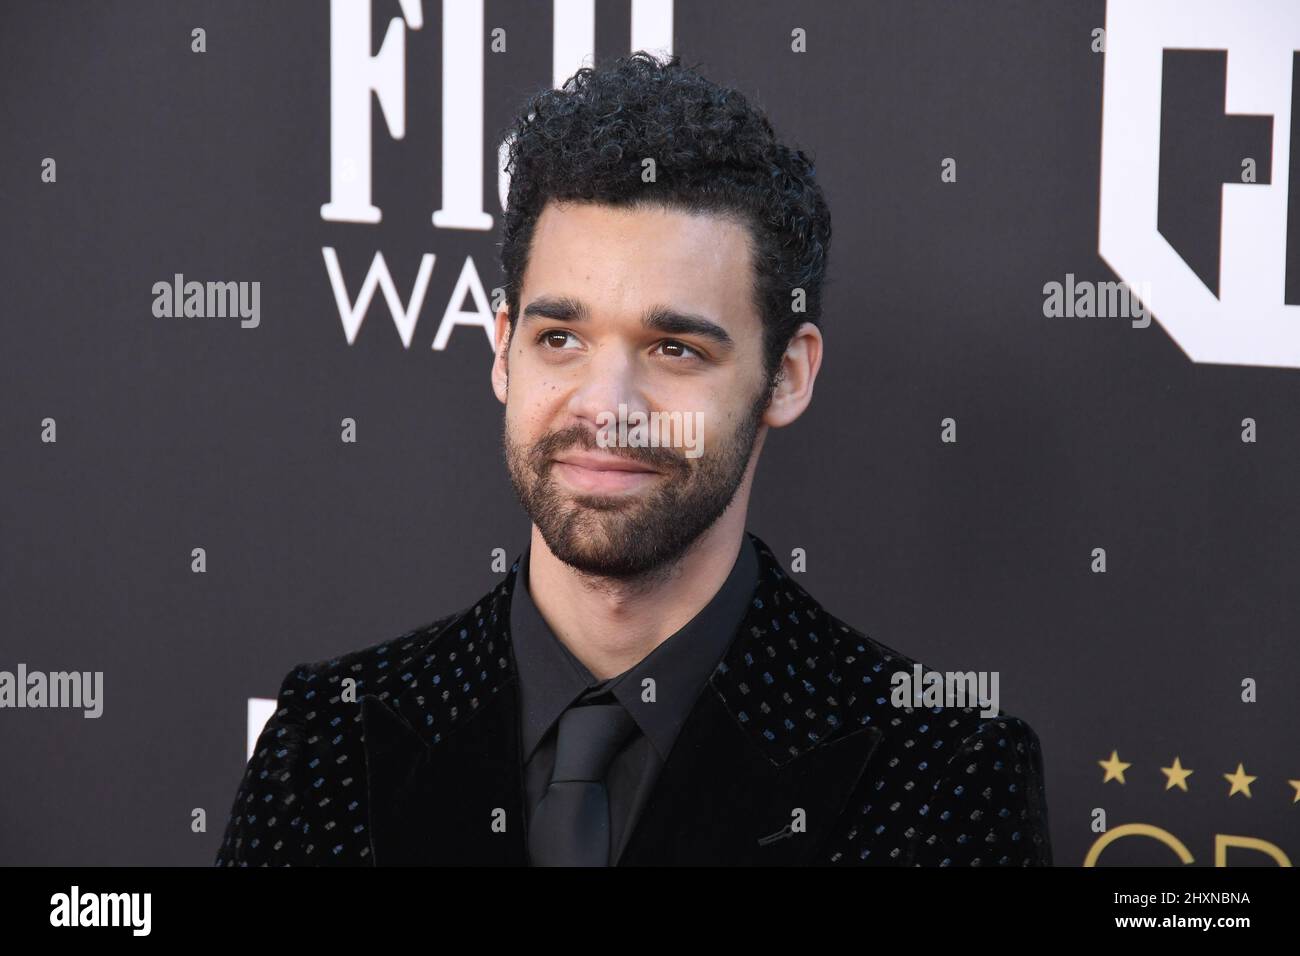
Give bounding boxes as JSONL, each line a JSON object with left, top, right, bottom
{"left": 816, "top": 609, "right": 1053, "bottom": 866}
{"left": 212, "top": 608, "right": 467, "bottom": 866}
{"left": 294, "top": 608, "right": 466, "bottom": 693}
{"left": 907, "top": 711, "right": 1052, "bottom": 866}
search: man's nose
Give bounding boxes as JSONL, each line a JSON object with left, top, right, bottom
{"left": 564, "top": 346, "right": 649, "bottom": 430}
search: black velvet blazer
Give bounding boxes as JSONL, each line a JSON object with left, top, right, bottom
{"left": 215, "top": 533, "right": 1052, "bottom": 866}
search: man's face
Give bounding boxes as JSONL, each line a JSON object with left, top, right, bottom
{"left": 495, "top": 200, "right": 772, "bottom": 579}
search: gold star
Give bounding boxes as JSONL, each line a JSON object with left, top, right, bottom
{"left": 1099, "top": 750, "right": 1131, "bottom": 784}
{"left": 1223, "top": 763, "right": 1256, "bottom": 798}
{"left": 1161, "top": 756, "right": 1194, "bottom": 792}
{"left": 1288, "top": 780, "right": 1300, "bottom": 804}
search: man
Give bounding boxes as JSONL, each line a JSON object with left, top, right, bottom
{"left": 215, "top": 52, "right": 1051, "bottom": 867}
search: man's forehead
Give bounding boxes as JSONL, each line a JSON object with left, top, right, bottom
{"left": 523, "top": 200, "right": 757, "bottom": 323}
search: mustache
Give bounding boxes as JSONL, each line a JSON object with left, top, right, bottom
{"left": 529, "top": 425, "right": 689, "bottom": 475}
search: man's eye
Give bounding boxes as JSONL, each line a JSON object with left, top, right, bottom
{"left": 656, "top": 339, "right": 702, "bottom": 360}
{"left": 539, "top": 330, "right": 580, "bottom": 350}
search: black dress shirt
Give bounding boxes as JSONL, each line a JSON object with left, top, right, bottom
{"left": 509, "top": 534, "right": 760, "bottom": 865}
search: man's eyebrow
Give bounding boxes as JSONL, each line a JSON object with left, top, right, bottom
{"left": 520, "top": 296, "right": 735, "bottom": 351}
{"left": 521, "top": 296, "right": 589, "bottom": 323}
{"left": 643, "top": 306, "right": 735, "bottom": 350}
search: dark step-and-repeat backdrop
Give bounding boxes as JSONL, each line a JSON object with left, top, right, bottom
{"left": 3, "top": 0, "right": 1298, "bottom": 872}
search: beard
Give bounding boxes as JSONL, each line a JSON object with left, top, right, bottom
{"left": 502, "top": 383, "right": 771, "bottom": 581}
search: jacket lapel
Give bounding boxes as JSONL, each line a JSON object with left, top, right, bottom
{"left": 361, "top": 681, "right": 528, "bottom": 865}
{"left": 616, "top": 687, "right": 881, "bottom": 865}
{"left": 361, "top": 534, "right": 885, "bottom": 866}
{"left": 360, "top": 579, "right": 530, "bottom": 866}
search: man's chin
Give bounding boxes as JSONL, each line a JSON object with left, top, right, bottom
{"left": 545, "top": 508, "right": 644, "bottom": 554}
{"left": 559, "top": 491, "right": 647, "bottom": 513}
{"left": 537, "top": 515, "right": 673, "bottom": 579}
{"left": 552, "top": 550, "right": 648, "bottom": 579}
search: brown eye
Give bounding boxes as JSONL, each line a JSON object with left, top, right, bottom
{"left": 540, "top": 330, "right": 579, "bottom": 349}
{"left": 656, "top": 339, "right": 702, "bottom": 360}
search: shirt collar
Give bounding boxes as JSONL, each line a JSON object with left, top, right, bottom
{"left": 509, "top": 533, "right": 760, "bottom": 762}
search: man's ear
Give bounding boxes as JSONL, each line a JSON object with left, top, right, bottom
{"left": 762, "top": 321, "right": 823, "bottom": 428}
{"left": 491, "top": 307, "right": 512, "bottom": 405}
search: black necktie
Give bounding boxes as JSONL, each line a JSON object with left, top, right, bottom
{"left": 528, "top": 699, "right": 637, "bottom": 866}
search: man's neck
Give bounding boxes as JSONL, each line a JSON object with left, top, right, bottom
{"left": 525, "top": 514, "right": 748, "bottom": 681}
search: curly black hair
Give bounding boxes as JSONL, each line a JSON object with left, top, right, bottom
{"left": 498, "top": 51, "right": 832, "bottom": 390}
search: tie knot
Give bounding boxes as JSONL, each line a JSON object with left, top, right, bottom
{"left": 550, "top": 701, "right": 638, "bottom": 782}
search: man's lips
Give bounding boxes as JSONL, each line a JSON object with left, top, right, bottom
{"left": 551, "top": 452, "right": 660, "bottom": 473}
{"left": 549, "top": 451, "right": 664, "bottom": 494}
